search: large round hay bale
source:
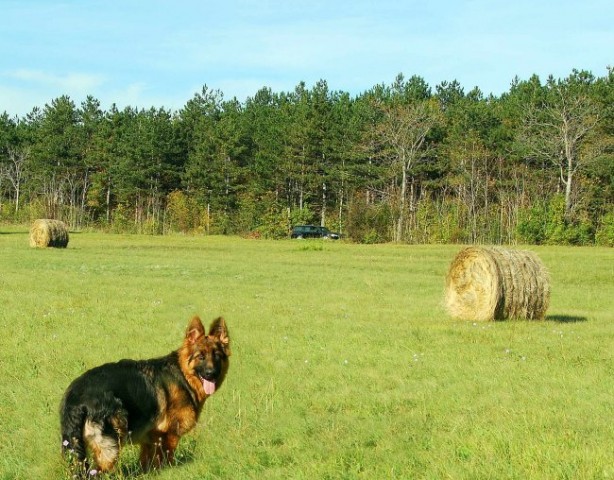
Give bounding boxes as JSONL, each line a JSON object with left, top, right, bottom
{"left": 445, "top": 246, "right": 550, "bottom": 321}
{"left": 29, "top": 219, "right": 69, "bottom": 248}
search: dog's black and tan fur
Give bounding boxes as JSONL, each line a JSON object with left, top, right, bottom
{"left": 60, "top": 316, "right": 230, "bottom": 474}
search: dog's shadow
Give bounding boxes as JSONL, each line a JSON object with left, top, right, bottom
{"left": 546, "top": 315, "right": 587, "bottom": 323}
{"left": 107, "top": 442, "right": 197, "bottom": 478}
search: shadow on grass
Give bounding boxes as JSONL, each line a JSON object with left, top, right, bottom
{"left": 111, "top": 455, "right": 196, "bottom": 479}
{"left": 74, "top": 441, "right": 197, "bottom": 479}
{"left": 546, "top": 315, "right": 587, "bottom": 323}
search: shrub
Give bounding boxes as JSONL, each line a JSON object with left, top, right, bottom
{"left": 516, "top": 195, "right": 595, "bottom": 245}
{"left": 516, "top": 201, "right": 549, "bottom": 244}
{"left": 289, "top": 204, "right": 315, "bottom": 226}
{"left": 346, "top": 193, "right": 392, "bottom": 243}
{"left": 595, "top": 212, "right": 614, "bottom": 247}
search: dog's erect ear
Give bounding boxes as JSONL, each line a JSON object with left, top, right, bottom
{"left": 209, "top": 317, "right": 230, "bottom": 355}
{"left": 186, "top": 316, "right": 205, "bottom": 344}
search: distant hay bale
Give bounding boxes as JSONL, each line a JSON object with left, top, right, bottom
{"left": 29, "top": 219, "right": 69, "bottom": 248}
{"left": 445, "top": 246, "right": 550, "bottom": 321}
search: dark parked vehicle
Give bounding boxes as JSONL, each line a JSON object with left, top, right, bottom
{"left": 291, "top": 225, "right": 340, "bottom": 239}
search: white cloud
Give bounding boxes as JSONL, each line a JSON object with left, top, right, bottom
{"left": 1, "top": 0, "right": 611, "bottom": 115}
{"left": 0, "top": 70, "right": 110, "bottom": 115}
{"left": 0, "top": 84, "right": 46, "bottom": 116}
{"left": 7, "top": 70, "right": 106, "bottom": 93}
{"left": 3, "top": 70, "right": 105, "bottom": 103}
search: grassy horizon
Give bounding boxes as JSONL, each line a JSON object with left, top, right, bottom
{"left": 1, "top": 228, "right": 613, "bottom": 479}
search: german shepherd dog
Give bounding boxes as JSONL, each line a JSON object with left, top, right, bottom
{"left": 60, "top": 316, "right": 230, "bottom": 474}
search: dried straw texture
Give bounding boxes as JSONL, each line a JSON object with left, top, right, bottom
{"left": 29, "top": 219, "right": 69, "bottom": 248}
{"left": 445, "top": 247, "right": 550, "bottom": 321}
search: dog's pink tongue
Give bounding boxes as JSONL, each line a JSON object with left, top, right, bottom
{"left": 203, "top": 378, "right": 216, "bottom": 395}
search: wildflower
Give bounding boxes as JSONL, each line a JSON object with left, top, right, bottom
{"left": 62, "top": 440, "right": 69, "bottom": 447}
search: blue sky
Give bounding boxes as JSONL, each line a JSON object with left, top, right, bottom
{"left": 1, "top": 0, "right": 612, "bottom": 116}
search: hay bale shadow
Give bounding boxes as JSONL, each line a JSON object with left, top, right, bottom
{"left": 546, "top": 315, "right": 587, "bottom": 323}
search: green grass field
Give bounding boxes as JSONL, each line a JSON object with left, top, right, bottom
{"left": 1, "top": 228, "right": 613, "bottom": 479}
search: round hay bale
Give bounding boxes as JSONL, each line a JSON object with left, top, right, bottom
{"left": 445, "top": 246, "right": 550, "bottom": 321}
{"left": 29, "top": 219, "right": 69, "bottom": 248}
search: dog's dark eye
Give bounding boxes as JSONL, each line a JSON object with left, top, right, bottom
{"left": 198, "top": 353, "right": 205, "bottom": 361}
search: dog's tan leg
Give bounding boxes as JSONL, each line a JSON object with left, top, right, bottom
{"left": 139, "top": 441, "right": 157, "bottom": 471}
{"left": 161, "top": 433, "right": 180, "bottom": 464}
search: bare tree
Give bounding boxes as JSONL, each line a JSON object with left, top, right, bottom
{"left": 373, "top": 98, "right": 441, "bottom": 242}
{"left": 2, "top": 147, "right": 29, "bottom": 212}
{"left": 447, "top": 131, "right": 490, "bottom": 243}
{"left": 518, "top": 73, "right": 605, "bottom": 220}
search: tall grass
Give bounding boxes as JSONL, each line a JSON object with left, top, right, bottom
{"left": 0, "top": 228, "right": 613, "bottom": 479}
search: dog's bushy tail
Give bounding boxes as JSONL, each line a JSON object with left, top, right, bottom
{"left": 60, "top": 400, "right": 88, "bottom": 465}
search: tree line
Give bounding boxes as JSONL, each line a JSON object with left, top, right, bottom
{"left": 1, "top": 69, "right": 613, "bottom": 245}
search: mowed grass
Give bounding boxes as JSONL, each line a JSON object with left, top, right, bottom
{"left": 0, "top": 228, "right": 613, "bottom": 479}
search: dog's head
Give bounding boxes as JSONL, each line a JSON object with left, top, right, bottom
{"left": 182, "top": 316, "right": 230, "bottom": 397}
